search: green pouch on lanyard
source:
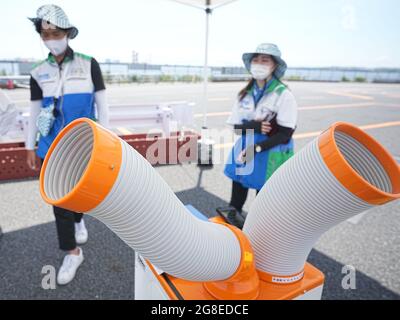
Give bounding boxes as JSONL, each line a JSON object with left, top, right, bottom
{"left": 265, "top": 143, "right": 294, "bottom": 180}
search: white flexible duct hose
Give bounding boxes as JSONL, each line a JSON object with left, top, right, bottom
{"left": 40, "top": 119, "right": 241, "bottom": 282}
{"left": 243, "top": 123, "right": 400, "bottom": 282}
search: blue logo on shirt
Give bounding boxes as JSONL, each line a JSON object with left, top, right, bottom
{"left": 38, "top": 73, "right": 50, "bottom": 81}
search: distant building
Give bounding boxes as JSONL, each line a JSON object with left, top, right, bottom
{"left": 1, "top": 59, "right": 400, "bottom": 83}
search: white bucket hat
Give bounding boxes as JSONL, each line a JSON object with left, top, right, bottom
{"left": 28, "top": 4, "right": 79, "bottom": 39}
{"left": 242, "top": 43, "right": 287, "bottom": 79}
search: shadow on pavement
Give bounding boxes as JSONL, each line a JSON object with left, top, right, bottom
{"left": 0, "top": 216, "right": 135, "bottom": 300}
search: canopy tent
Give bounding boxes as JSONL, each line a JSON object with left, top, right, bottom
{"left": 170, "top": 0, "right": 239, "bottom": 129}
{"left": 172, "top": 0, "right": 238, "bottom": 10}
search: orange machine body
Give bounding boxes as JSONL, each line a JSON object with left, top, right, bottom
{"left": 143, "top": 216, "right": 324, "bottom": 301}
{"left": 146, "top": 261, "right": 324, "bottom": 300}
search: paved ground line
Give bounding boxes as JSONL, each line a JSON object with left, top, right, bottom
{"left": 327, "top": 91, "right": 374, "bottom": 101}
{"left": 193, "top": 101, "right": 383, "bottom": 118}
{"left": 213, "top": 120, "right": 400, "bottom": 150}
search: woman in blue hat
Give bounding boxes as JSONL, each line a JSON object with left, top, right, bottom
{"left": 221, "top": 43, "right": 298, "bottom": 225}
{"left": 25, "top": 4, "right": 109, "bottom": 285}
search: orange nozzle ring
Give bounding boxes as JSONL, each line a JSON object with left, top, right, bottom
{"left": 318, "top": 122, "right": 400, "bottom": 205}
{"left": 40, "top": 118, "right": 122, "bottom": 213}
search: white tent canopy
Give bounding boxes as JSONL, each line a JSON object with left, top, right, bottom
{"left": 172, "top": 0, "right": 237, "bottom": 10}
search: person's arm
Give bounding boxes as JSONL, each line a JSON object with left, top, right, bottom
{"left": 26, "top": 100, "right": 41, "bottom": 170}
{"left": 254, "top": 125, "right": 294, "bottom": 152}
{"left": 26, "top": 76, "right": 43, "bottom": 170}
{"left": 276, "top": 90, "right": 298, "bottom": 130}
{"left": 26, "top": 76, "right": 42, "bottom": 150}
{"left": 26, "top": 100, "right": 41, "bottom": 150}
{"left": 233, "top": 120, "right": 262, "bottom": 134}
{"left": 91, "top": 58, "right": 106, "bottom": 92}
{"left": 91, "top": 58, "right": 109, "bottom": 127}
{"left": 240, "top": 125, "right": 294, "bottom": 163}
{"left": 94, "top": 90, "right": 109, "bottom": 128}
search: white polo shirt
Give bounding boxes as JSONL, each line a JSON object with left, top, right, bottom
{"left": 227, "top": 86, "right": 298, "bottom": 129}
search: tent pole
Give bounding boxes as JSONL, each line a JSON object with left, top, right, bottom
{"left": 202, "top": 7, "right": 211, "bottom": 129}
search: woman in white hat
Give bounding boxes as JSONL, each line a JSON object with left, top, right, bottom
{"left": 25, "top": 4, "right": 109, "bottom": 285}
{"left": 221, "top": 43, "right": 298, "bottom": 227}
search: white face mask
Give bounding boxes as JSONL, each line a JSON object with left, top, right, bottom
{"left": 44, "top": 36, "right": 68, "bottom": 57}
{"left": 250, "top": 63, "right": 273, "bottom": 80}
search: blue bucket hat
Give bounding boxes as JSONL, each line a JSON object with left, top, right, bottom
{"left": 242, "top": 43, "right": 287, "bottom": 79}
{"left": 28, "top": 4, "right": 79, "bottom": 39}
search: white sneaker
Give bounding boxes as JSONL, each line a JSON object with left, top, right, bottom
{"left": 75, "top": 219, "right": 88, "bottom": 245}
{"left": 57, "top": 248, "right": 84, "bottom": 286}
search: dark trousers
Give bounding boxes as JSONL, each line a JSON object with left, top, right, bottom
{"left": 53, "top": 206, "right": 83, "bottom": 251}
{"left": 229, "top": 181, "right": 260, "bottom": 213}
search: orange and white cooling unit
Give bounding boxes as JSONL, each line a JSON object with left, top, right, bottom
{"left": 39, "top": 118, "right": 400, "bottom": 300}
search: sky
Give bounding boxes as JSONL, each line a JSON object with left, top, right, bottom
{"left": 0, "top": 0, "right": 399, "bottom": 68}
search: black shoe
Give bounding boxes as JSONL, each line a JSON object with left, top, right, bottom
{"left": 216, "top": 206, "right": 245, "bottom": 230}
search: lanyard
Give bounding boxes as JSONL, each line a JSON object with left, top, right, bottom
{"left": 55, "top": 62, "right": 71, "bottom": 100}
{"left": 252, "top": 78, "right": 275, "bottom": 106}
